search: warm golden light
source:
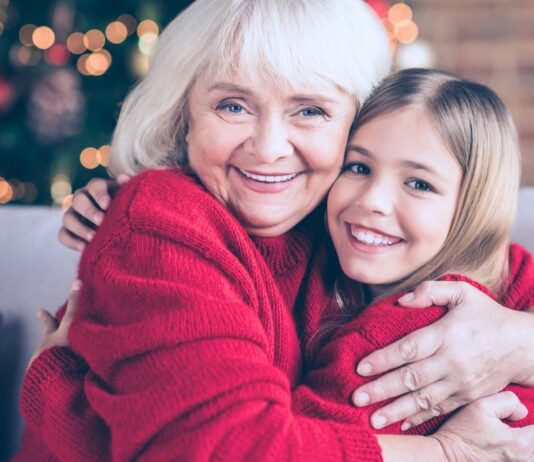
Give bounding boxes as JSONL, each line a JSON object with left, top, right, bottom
{"left": 388, "top": 3, "right": 413, "bottom": 25}
{"left": 117, "top": 14, "right": 137, "bottom": 36}
{"left": 85, "top": 49, "right": 112, "bottom": 76}
{"left": 0, "top": 178, "right": 13, "bottom": 204}
{"left": 97, "top": 145, "right": 111, "bottom": 166}
{"left": 51, "top": 175, "right": 72, "bottom": 204}
{"left": 76, "top": 53, "right": 90, "bottom": 75}
{"left": 396, "top": 21, "right": 419, "bottom": 44}
{"left": 80, "top": 147, "right": 100, "bottom": 169}
{"left": 19, "top": 24, "right": 36, "bottom": 46}
{"left": 106, "top": 21, "right": 128, "bottom": 44}
{"left": 138, "top": 32, "right": 158, "bottom": 56}
{"left": 131, "top": 50, "right": 150, "bottom": 77}
{"left": 62, "top": 194, "right": 74, "bottom": 210}
{"left": 137, "top": 19, "right": 159, "bottom": 37}
{"left": 83, "top": 29, "right": 105, "bottom": 51}
{"left": 67, "top": 32, "right": 86, "bottom": 54}
{"left": 32, "top": 26, "right": 55, "bottom": 50}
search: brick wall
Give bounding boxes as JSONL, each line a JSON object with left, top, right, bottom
{"left": 405, "top": 0, "right": 534, "bottom": 185}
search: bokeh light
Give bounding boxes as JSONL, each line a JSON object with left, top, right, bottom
{"left": 83, "top": 29, "right": 106, "bottom": 51}
{"left": 0, "top": 177, "right": 13, "bottom": 204}
{"left": 396, "top": 21, "right": 419, "bottom": 44}
{"left": 44, "top": 44, "right": 70, "bottom": 66}
{"left": 66, "top": 32, "right": 86, "bottom": 54}
{"left": 117, "top": 14, "right": 137, "bottom": 36}
{"left": 137, "top": 19, "right": 159, "bottom": 37}
{"left": 32, "top": 26, "right": 55, "bottom": 50}
{"left": 51, "top": 174, "right": 72, "bottom": 204}
{"left": 80, "top": 147, "right": 100, "bottom": 169}
{"left": 62, "top": 194, "right": 74, "bottom": 210}
{"left": 19, "top": 24, "right": 36, "bottom": 46}
{"left": 97, "top": 144, "right": 111, "bottom": 166}
{"left": 138, "top": 32, "right": 158, "bottom": 56}
{"left": 388, "top": 3, "right": 413, "bottom": 24}
{"left": 106, "top": 21, "right": 128, "bottom": 44}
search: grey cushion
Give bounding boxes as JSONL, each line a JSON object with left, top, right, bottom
{"left": 0, "top": 189, "right": 533, "bottom": 459}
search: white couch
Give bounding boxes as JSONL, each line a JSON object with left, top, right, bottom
{"left": 1, "top": 189, "right": 533, "bottom": 460}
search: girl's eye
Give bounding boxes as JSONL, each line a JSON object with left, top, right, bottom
{"left": 299, "top": 106, "right": 325, "bottom": 117}
{"left": 407, "top": 179, "right": 434, "bottom": 192}
{"left": 344, "top": 162, "right": 370, "bottom": 175}
{"left": 216, "top": 102, "right": 245, "bottom": 114}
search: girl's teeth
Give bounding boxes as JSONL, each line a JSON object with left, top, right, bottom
{"left": 351, "top": 229, "right": 396, "bottom": 246}
{"left": 238, "top": 168, "right": 297, "bottom": 183}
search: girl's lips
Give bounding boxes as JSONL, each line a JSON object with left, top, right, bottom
{"left": 344, "top": 224, "right": 404, "bottom": 254}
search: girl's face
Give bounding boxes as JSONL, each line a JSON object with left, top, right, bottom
{"left": 327, "top": 106, "right": 462, "bottom": 294}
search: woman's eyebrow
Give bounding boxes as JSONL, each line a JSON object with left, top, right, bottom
{"left": 208, "top": 82, "right": 252, "bottom": 94}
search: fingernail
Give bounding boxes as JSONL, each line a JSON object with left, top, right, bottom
{"left": 86, "top": 231, "right": 94, "bottom": 241}
{"left": 93, "top": 213, "right": 104, "bottom": 225}
{"left": 401, "top": 422, "right": 412, "bottom": 431}
{"left": 99, "top": 197, "right": 110, "bottom": 209}
{"left": 72, "top": 280, "right": 82, "bottom": 290}
{"left": 357, "top": 362, "right": 373, "bottom": 376}
{"left": 372, "top": 414, "right": 388, "bottom": 429}
{"left": 398, "top": 292, "right": 415, "bottom": 304}
{"left": 353, "top": 391, "right": 370, "bottom": 406}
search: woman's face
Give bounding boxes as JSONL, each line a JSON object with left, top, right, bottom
{"left": 327, "top": 107, "right": 462, "bottom": 292}
{"left": 186, "top": 72, "right": 356, "bottom": 237}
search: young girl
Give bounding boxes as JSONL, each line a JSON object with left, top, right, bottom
{"left": 293, "top": 67, "right": 534, "bottom": 435}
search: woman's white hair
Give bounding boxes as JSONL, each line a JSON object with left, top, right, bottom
{"left": 109, "top": 0, "right": 391, "bottom": 175}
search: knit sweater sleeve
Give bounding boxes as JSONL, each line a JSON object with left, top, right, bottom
{"left": 19, "top": 170, "right": 381, "bottom": 462}
{"left": 293, "top": 246, "right": 534, "bottom": 436}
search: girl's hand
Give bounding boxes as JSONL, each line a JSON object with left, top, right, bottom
{"left": 27, "top": 281, "right": 81, "bottom": 371}
{"left": 431, "top": 391, "right": 534, "bottom": 462}
{"left": 352, "top": 281, "right": 534, "bottom": 429}
{"left": 59, "top": 174, "right": 130, "bottom": 251}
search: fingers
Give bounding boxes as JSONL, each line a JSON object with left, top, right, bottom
{"left": 398, "top": 281, "right": 470, "bottom": 309}
{"left": 402, "top": 395, "right": 465, "bottom": 430}
{"left": 116, "top": 174, "right": 131, "bottom": 185}
{"left": 356, "top": 325, "right": 443, "bottom": 378}
{"left": 477, "top": 391, "right": 528, "bottom": 422}
{"left": 62, "top": 208, "right": 97, "bottom": 242}
{"left": 62, "top": 280, "right": 81, "bottom": 324}
{"left": 354, "top": 355, "right": 446, "bottom": 406}
{"left": 37, "top": 309, "right": 58, "bottom": 334}
{"left": 58, "top": 227, "right": 86, "bottom": 252}
{"left": 69, "top": 191, "right": 105, "bottom": 227}
{"left": 85, "top": 178, "right": 113, "bottom": 210}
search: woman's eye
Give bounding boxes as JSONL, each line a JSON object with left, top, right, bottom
{"left": 407, "top": 179, "right": 434, "bottom": 192}
{"left": 299, "top": 106, "right": 325, "bottom": 117}
{"left": 217, "top": 102, "right": 245, "bottom": 114}
{"left": 344, "top": 162, "right": 370, "bottom": 175}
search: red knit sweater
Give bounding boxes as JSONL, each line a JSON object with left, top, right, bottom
{"left": 16, "top": 169, "right": 381, "bottom": 462}
{"left": 292, "top": 243, "right": 534, "bottom": 435}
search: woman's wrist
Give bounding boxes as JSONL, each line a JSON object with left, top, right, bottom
{"left": 377, "top": 434, "right": 447, "bottom": 462}
{"left": 514, "top": 308, "right": 534, "bottom": 387}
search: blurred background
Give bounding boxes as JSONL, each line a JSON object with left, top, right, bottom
{"left": 0, "top": 0, "right": 533, "bottom": 210}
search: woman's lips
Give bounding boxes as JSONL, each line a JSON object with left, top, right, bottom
{"left": 233, "top": 166, "right": 302, "bottom": 193}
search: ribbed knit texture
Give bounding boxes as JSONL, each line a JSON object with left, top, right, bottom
{"left": 16, "top": 169, "right": 381, "bottom": 462}
{"left": 294, "top": 243, "right": 534, "bottom": 437}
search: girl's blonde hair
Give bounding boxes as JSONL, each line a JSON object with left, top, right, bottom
{"left": 109, "top": 0, "right": 391, "bottom": 176}
{"left": 351, "top": 68, "right": 521, "bottom": 299}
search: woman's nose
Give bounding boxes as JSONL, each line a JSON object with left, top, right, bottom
{"left": 245, "top": 117, "right": 294, "bottom": 163}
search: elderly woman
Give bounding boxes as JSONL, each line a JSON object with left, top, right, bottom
{"left": 17, "top": 1, "right": 534, "bottom": 461}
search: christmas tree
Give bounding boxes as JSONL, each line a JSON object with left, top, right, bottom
{"left": 0, "top": 0, "right": 390, "bottom": 206}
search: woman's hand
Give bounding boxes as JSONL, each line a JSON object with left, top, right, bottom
{"left": 431, "top": 391, "right": 534, "bottom": 462}
{"left": 59, "top": 174, "right": 130, "bottom": 251}
{"left": 27, "top": 280, "right": 80, "bottom": 371}
{"left": 351, "top": 281, "right": 534, "bottom": 429}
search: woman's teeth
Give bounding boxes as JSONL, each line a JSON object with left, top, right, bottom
{"left": 350, "top": 228, "right": 398, "bottom": 246}
{"left": 238, "top": 168, "right": 297, "bottom": 183}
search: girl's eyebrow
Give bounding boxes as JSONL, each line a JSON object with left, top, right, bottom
{"left": 347, "top": 144, "right": 442, "bottom": 178}
{"left": 346, "top": 145, "right": 372, "bottom": 157}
